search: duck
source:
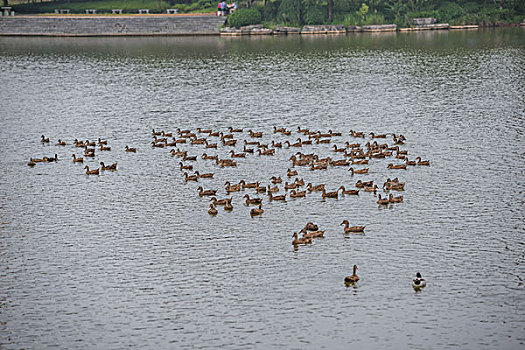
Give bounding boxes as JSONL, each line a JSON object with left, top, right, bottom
{"left": 257, "top": 149, "right": 275, "bottom": 156}
{"left": 338, "top": 186, "right": 359, "bottom": 195}
{"left": 351, "top": 158, "right": 369, "bottom": 165}
{"left": 273, "top": 126, "right": 285, "bottom": 133}
{"left": 250, "top": 204, "right": 264, "bottom": 216}
{"left": 44, "top": 154, "right": 58, "bottom": 162}
{"left": 333, "top": 145, "right": 345, "bottom": 153}
{"left": 248, "top": 130, "right": 263, "bottom": 138}
{"left": 100, "top": 162, "right": 117, "bottom": 171}
{"left": 171, "top": 149, "right": 186, "bottom": 157}
{"left": 349, "top": 130, "right": 365, "bottom": 138}
{"left": 27, "top": 159, "right": 36, "bottom": 167}
{"left": 270, "top": 176, "right": 282, "bottom": 184}
{"left": 224, "top": 201, "right": 234, "bottom": 211}
{"left": 240, "top": 180, "right": 259, "bottom": 189}
{"left": 349, "top": 167, "right": 369, "bottom": 175}
{"left": 244, "top": 139, "right": 258, "bottom": 146}
{"left": 294, "top": 178, "right": 305, "bottom": 186}
{"left": 377, "top": 194, "right": 390, "bottom": 205}
{"left": 229, "top": 127, "right": 243, "bottom": 133}
{"left": 389, "top": 193, "right": 404, "bottom": 203}
{"left": 230, "top": 150, "right": 246, "bottom": 158}
{"left": 321, "top": 188, "right": 339, "bottom": 198}
{"left": 345, "top": 142, "right": 361, "bottom": 148}
{"left": 205, "top": 141, "right": 218, "bottom": 149}
{"left": 218, "top": 159, "right": 237, "bottom": 168}
{"left": 301, "top": 228, "right": 325, "bottom": 239}
{"left": 405, "top": 159, "right": 416, "bottom": 166}
{"left": 340, "top": 220, "right": 366, "bottom": 233}
{"left": 72, "top": 154, "right": 84, "bottom": 163}
{"left": 84, "top": 148, "right": 95, "bottom": 157}
{"left": 161, "top": 131, "right": 173, "bottom": 137}
{"left": 198, "top": 187, "right": 217, "bottom": 197}
{"left": 125, "top": 145, "right": 136, "bottom": 153}
{"left": 225, "top": 181, "right": 241, "bottom": 192}
{"left": 56, "top": 139, "right": 66, "bottom": 146}
{"left": 99, "top": 144, "right": 111, "bottom": 151}
{"left": 290, "top": 190, "right": 306, "bottom": 198}
{"left": 84, "top": 165, "right": 99, "bottom": 175}
{"left": 41, "top": 135, "right": 50, "bottom": 143}
{"left": 74, "top": 139, "right": 85, "bottom": 147}
{"left": 331, "top": 159, "right": 349, "bottom": 166}
{"left": 210, "top": 197, "right": 231, "bottom": 206}
{"left": 292, "top": 232, "right": 312, "bottom": 245}
{"left": 255, "top": 185, "right": 267, "bottom": 193}
{"left": 152, "top": 128, "right": 162, "bottom": 136}
{"left": 388, "top": 163, "right": 407, "bottom": 170}
{"left": 85, "top": 140, "right": 95, "bottom": 147}
{"left": 179, "top": 162, "right": 193, "bottom": 171}
{"left": 268, "top": 192, "right": 286, "bottom": 201}
{"left": 363, "top": 184, "right": 378, "bottom": 193}
{"left": 271, "top": 141, "right": 282, "bottom": 148}
{"left": 198, "top": 128, "right": 212, "bottom": 134}
{"left": 202, "top": 153, "right": 218, "bottom": 161}
{"left": 344, "top": 265, "right": 360, "bottom": 284}
{"left": 412, "top": 272, "right": 426, "bottom": 289}
{"left": 97, "top": 138, "right": 108, "bottom": 145}
{"left": 244, "top": 194, "right": 263, "bottom": 205}
{"left": 316, "top": 138, "right": 331, "bottom": 144}
{"left": 370, "top": 132, "right": 387, "bottom": 138}
{"left": 307, "top": 183, "right": 325, "bottom": 192}
{"left": 267, "top": 185, "right": 279, "bottom": 193}
{"left": 243, "top": 146, "right": 255, "bottom": 153}
{"left": 183, "top": 172, "right": 199, "bottom": 182}
{"left": 183, "top": 155, "right": 197, "bottom": 161}
{"left": 285, "top": 140, "right": 302, "bottom": 148}
{"left": 287, "top": 169, "right": 298, "bottom": 177}
{"left": 284, "top": 182, "right": 297, "bottom": 190}
{"left": 304, "top": 222, "right": 319, "bottom": 231}
{"left": 355, "top": 180, "right": 374, "bottom": 188}
{"left": 194, "top": 171, "right": 214, "bottom": 179}
{"left": 151, "top": 141, "right": 165, "bottom": 148}
{"left": 222, "top": 139, "right": 237, "bottom": 147}
{"left": 416, "top": 157, "right": 430, "bottom": 166}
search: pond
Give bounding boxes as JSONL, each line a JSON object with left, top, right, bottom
{"left": 0, "top": 28, "right": 524, "bottom": 349}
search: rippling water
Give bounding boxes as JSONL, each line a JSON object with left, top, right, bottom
{"left": 0, "top": 29, "right": 524, "bottom": 349}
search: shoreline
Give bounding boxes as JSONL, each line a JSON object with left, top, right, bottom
{"left": 0, "top": 15, "right": 523, "bottom": 37}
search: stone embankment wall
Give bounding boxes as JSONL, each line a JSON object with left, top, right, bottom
{"left": 0, "top": 15, "right": 226, "bottom": 36}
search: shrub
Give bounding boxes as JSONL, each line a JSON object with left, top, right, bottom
{"left": 304, "top": 7, "right": 326, "bottom": 25}
{"left": 438, "top": 2, "right": 465, "bottom": 22}
{"left": 277, "top": 0, "right": 303, "bottom": 25}
{"left": 228, "top": 8, "right": 262, "bottom": 28}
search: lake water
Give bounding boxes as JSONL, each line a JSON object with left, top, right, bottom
{"left": 0, "top": 29, "right": 524, "bottom": 349}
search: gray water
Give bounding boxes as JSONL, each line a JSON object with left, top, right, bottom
{"left": 0, "top": 29, "right": 524, "bottom": 349}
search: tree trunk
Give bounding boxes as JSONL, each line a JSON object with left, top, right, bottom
{"left": 328, "top": 0, "right": 333, "bottom": 23}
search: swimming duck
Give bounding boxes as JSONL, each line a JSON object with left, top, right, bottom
{"left": 349, "top": 130, "right": 365, "bottom": 138}
{"left": 222, "top": 139, "right": 237, "bottom": 147}
{"left": 412, "top": 272, "right": 426, "bottom": 289}
{"left": 100, "top": 162, "right": 117, "bottom": 171}
{"left": 301, "top": 228, "right": 325, "bottom": 239}
{"left": 125, "top": 145, "right": 136, "bottom": 153}
{"left": 268, "top": 193, "right": 286, "bottom": 201}
{"left": 198, "top": 128, "right": 212, "bottom": 134}
{"left": 72, "top": 154, "right": 84, "bottom": 163}
{"left": 230, "top": 150, "right": 246, "bottom": 158}
{"left": 344, "top": 265, "right": 359, "bottom": 284}
{"left": 84, "top": 165, "right": 99, "bottom": 175}
{"left": 248, "top": 130, "right": 263, "bottom": 138}
{"left": 183, "top": 172, "right": 198, "bottom": 182}
{"left": 355, "top": 180, "right": 373, "bottom": 188}
{"left": 388, "top": 193, "right": 404, "bottom": 203}
{"left": 205, "top": 141, "right": 218, "bottom": 149}
{"left": 183, "top": 155, "right": 197, "bottom": 161}
{"left": 287, "top": 169, "right": 298, "bottom": 177}
{"left": 41, "top": 135, "right": 50, "bottom": 143}
{"left": 284, "top": 182, "right": 297, "bottom": 190}
{"left": 321, "top": 188, "right": 339, "bottom": 198}
{"left": 349, "top": 167, "right": 369, "bottom": 175}
{"left": 240, "top": 180, "right": 259, "bottom": 189}
{"left": 307, "top": 183, "right": 325, "bottom": 192}
{"left": 250, "top": 204, "right": 264, "bottom": 216}
{"left": 224, "top": 201, "right": 234, "bottom": 211}
{"left": 267, "top": 185, "right": 279, "bottom": 193}
{"left": 161, "top": 131, "right": 173, "bottom": 137}
{"left": 85, "top": 140, "right": 95, "bottom": 147}
{"left": 271, "top": 141, "right": 282, "bottom": 148}
{"left": 388, "top": 163, "right": 407, "bottom": 170}
{"left": 290, "top": 190, "right": 306, "bottom": 198}
{"left": 370, "top": 132, "right": 387, "bottom": 138}
{"left": 225, "top": 181, "right": 241, "bottom": 192}
{"left": 338, "top": 186, "right": 359, "bottom": 195}
{"left": 202, "top": 153, "right": 218, "bottom": 161}
{"left": 27, "top": 159, "right": 36, "bottom": 167}
{"left": 363, "top": 184, "right": 378, "bottom": 193}
{"left": 99, "top": 145, "right": 111, "bottom": 151}
{"left": 304, "top": 222, "right": 319, "bottom": 231}
{"left": 270, "top": 176, "right": 282, "bottom": 184}
{"left": 340, "top": 220, "right": 366, "bottom": 233}
{"left": 377, "top": 194, "right": 390, "bottom": 205}
{"left": 210, "top": 197, "right": 231, "bottom": 206}
{"left": 229, "top": 127, "right": 243, "bottom": 133}
{"left": 258, "top": 149, "right": 275, "bottom": 156}
{"left": 198, "top": 187, "right": 217, "bottom": 196}
{"left": 292, "top": 232, "right": 312, "bottom": 245}
{"left": 244, "top": 194, "right": 263, "bottom": 205}
{"left": 152, "top": 128, "right": 162, "bottom": 136}
{"left": 179, "top": 162, "right": 193, "bottom": 171}
{"left": 56, "top": 139, "right": 66, "bottom": 146}
{"left": 194, "top": 171, "right": 214, "bottom": 179}
{"left": 331, "top": 159, "right": 349, "bottom": 166}
{"left": 97, "top": 138, "right": 108, "bottom": 145}
{"left": 416, "top": 157, "right": 430, "bottom": 166}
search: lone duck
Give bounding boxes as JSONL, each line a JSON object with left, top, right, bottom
{"left": 412, "top": 272, "right": 426, "bottom": 289}
{"left": 250, "top": 204, "right": 264, "bottom": 216}
{"left": 340, "top": 220, "right": 366, "bottom": 233}
{"left": 41, "top": 135, "right": 50, "bottom": 143}
{"left": 416, "top": 157, "right": 430, "bottom": 166}
{"left": 344, "top": 265, "right": 360, "bottom": 284}
{"left": 56, "top": 139, "right": 66, "bottom": 146}
{"left": 125, "top": 145, "right": 136, "bottom": 153}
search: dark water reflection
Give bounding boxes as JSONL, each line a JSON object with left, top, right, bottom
{"left": 0, "top": 29, "right": 524, "bottom": 349}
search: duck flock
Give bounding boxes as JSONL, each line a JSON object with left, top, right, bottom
{"left": 29, "top": 126, "right": 430, "bottom": 286}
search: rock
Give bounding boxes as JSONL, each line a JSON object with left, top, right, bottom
{"left": 361, "top": 24, "right": 397, "bottom": 32}
{"left": 274, "top": 26, "right": 301, "bottom": 34}
{"left": 250, "top": 28, "right": 272, "bottom": 35}
{"left": 240, "top": 24, "right": 263, "bottom": 30}
{"left": 412, "top": 17, "right": 436, "bottom": 26}
{"left": 220, "top": 27, "right": 249, "bottom": 35}
{"left": 347, "top": 25, "right": 362, "bottom": 32}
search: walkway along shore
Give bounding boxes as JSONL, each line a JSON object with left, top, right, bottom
{"left": 0, "top": 15, "right": 523, "bottom": 37}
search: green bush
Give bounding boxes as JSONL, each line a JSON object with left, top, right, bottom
{"left": 304, "top": 7, "right": 326, "bottom": 25}
{"left": 262, "top": 0, "right": 279, "bottom": 22}
{"left": 277, "top": 0, "right": 303, "bottom": 25}
{"left": 227, "top": 8, "right": 262, "bottom": 28}
{"left": 438, "top": 2, "right": 465, "bottom": 22}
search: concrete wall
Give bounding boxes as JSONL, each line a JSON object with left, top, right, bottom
{"left": 0, "top": 15, "right": 226, "bottom": 36}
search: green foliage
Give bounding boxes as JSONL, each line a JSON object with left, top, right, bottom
{"left": 357, "top": 2, "right": 368, "bottom": 20}
{"left": 343, "top": 11, "right": 384, "bottom": 25}
{"left": 262, "top": 0, "right": 280, "bottom": 21}
{"left": 437, "top": 1, "right": 465, "bottom": 22}
{"left": 277, "top": 0, "right": 303, "bottom": 25}
{"left": 227, "top": 7, "right": 262, "bottom": 27}
{"left": 304, "top": 6, "right": 326, "bottom": 24}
